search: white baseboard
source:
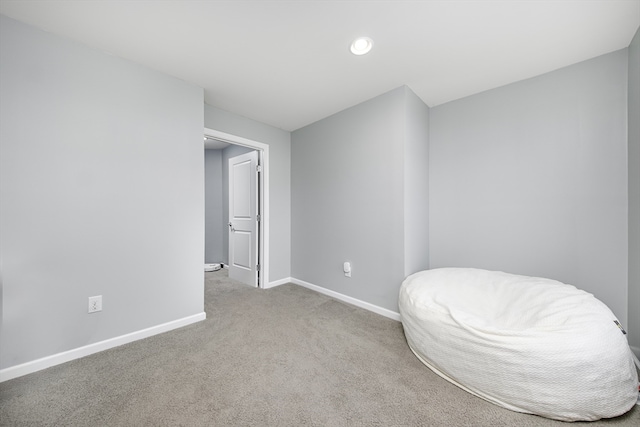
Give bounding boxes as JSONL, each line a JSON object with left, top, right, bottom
{"left": 265, "top": 276, "right": 292, "bottom": 289}
{"left": 291, "top": 278, "right": 401, "bottom": 322}
{"left": 0, "top": 312, "right": 206, "bottom": 383}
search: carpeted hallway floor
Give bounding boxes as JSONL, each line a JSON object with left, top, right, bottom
{"left": 1, "top": 270, "right": 638, "bottom": 426}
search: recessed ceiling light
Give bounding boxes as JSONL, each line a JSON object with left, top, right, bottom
{"left": 350, "top": 37, "right": 373, "bottom": 55}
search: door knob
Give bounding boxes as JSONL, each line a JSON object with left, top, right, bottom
{"left": 228, "top": 222, "right": 235, "bottom": 232}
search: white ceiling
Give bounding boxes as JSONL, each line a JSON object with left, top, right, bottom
{"left": 1, "top": 1, "right": 638, "bottom": 131}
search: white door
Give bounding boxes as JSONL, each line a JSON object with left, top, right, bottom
{"left": 228, "top": 151, "right": 259, "bottom": 287}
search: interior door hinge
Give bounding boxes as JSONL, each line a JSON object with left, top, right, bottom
{"left": 257, "top": 214, "right": 261, "bottom": 222}
{"left": 256, "top": 264, "right": 260, "bottom": 271}
{"left": 256, "top": 165, "right": 262, "bottom": 172}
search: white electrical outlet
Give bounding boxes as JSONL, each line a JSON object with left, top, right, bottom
{"left": 343, "top": 261, "right": 351, "bottom": 277}
{"left": 88, "top": 295, "right": 102, "bottom": 313}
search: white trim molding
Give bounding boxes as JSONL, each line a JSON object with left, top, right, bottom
{"left": 265, "top": 277, "right": 292, "bottom": 289}
{"left": 0, "top": 312, "right": 206, "bottom": 383}
{"left": 291, "top": 278, "right": 401, "bottom": 322}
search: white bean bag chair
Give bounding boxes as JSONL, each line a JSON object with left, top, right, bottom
{"left": 399, "top": 268, "right": 638, "bottom": 421}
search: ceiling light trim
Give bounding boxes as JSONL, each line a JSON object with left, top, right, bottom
{"left": 350, "top": 37, "right": 373, "bottom": 55}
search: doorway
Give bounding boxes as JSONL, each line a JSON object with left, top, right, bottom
{"left": 203, "top": 128, "right": 269, "bottom": 288}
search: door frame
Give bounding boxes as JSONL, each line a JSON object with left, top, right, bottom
{"left": 204, "top": 127, "right": 269, "bottom": 288}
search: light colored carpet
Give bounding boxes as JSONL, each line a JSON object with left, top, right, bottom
{"left": 1, "top": 270, "right": 638, "bottom": 426}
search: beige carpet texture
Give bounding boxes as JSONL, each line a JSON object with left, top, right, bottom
{"left": 1, "top": 269, "right": 638, "bottom": 426}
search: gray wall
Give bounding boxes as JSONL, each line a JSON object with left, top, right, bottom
{"left": 429, "top": 49, "right": 629, "bottom": 326}
{"left": 0, "top": 16, "right": 204, "bottom": 368}
{"left": 292, "top": 86, "right": 427, "bottom": 312}
{"left": 403, "top": 88, "right": 430, "bottom": 276}
{"left": 204, "top": 105, "right": 291, "bottom": 282}
{"left": 204, "top": 149, "right": 223, "bottom": 263}
{"left": 629, "top": 27, "right": 640, "bottom": 354}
